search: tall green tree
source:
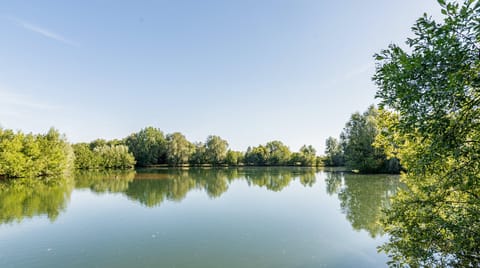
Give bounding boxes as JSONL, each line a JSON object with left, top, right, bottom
{"left": 373, "top": 0, "right": 480, "bottom": 266}
{"left": 244, "top": 145, "right": 268, "bottom": 165}
{"left": 166, "top": 132, "right": 194, "bottom": 166}
{"left": 190, "top": 142, "right": 207, "bottom": 165}
{"left": 265, "top": 140, "right": 291, "bottom": 165}
{"left": 124, "top": 127, "right": 166, "bottom": 166}
{"left": 225, "top": 150, "right": 243, "bottom": 166}
{"left": 72, "top": 143, "right": 101, "bottom": 169}
{"left": 324, "top": 137, "right": 344, "bottom": 166}
{"left": 340, "top": 106, "right": 393, "bottom": 173}
{"left": 301, "top": 145, "right": 317, "bottom": 166}
{"left": 205, "top": 135, "right": 229, "bottom": 165}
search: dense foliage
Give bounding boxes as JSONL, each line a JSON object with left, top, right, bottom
{"left": 166, "top": 132, "right": 195, "bottom": 166}
{"left": 244, "top": 142, "right": 318, "bottom": 166}
{"left": 324, "top": 137, "right": 345, "bottom": 166}
{"left": 72, "top": 142, "right": 135, "bottom": 170}
{"left": 1, "top": 125, "right": 321, "bottom": 177}
{"left": 0, "top": 128, "right": 73, "bottom": 178}
{"left": 124, "top": 127, "right": 166, "bottom": 166}
{"left": 325, "top": 106, "right": 400, "bottom": 173}
{"left": 373, "top": 0, "right": 480, "bottom": 266}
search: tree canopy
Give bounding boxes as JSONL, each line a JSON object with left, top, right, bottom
{"left": 373, "top": 0, "right": 480, "bottom": 266}
{"left": 124, "top": 127, "right": 166, "bottom": 166}
{"left": 0, "top": 128, "right": 73, "bottom": 178}
{"left": 326, "top": 105, "right": 400, "bottom": 173}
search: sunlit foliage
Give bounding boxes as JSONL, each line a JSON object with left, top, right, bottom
{"left": 0, "top": 128, "right": 73, "bottom": 178}
{"left": 374, "top": 0, "right": 480, "bottom": 266}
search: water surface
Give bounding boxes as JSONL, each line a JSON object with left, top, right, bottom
{"left": 0, "top": 168, "right": 399, "bottom": 267}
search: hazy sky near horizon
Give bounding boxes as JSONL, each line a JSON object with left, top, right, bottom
{"left": 0, "top": 0, "right": 441, "bottom": 153}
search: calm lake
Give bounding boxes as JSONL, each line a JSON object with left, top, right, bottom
{"left": 0, "top": 168, "right": 400, "bottom": 268}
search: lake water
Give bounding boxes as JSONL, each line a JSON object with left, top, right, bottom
{"left": 0, "top": 168, "right": 400, "bottom": 267}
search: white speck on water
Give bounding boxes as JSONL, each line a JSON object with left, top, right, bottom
{"left": 47, "top": 248, "right": 52, "bottom": 252}
{"left": 152, "top": 234, "right": 156, "bottom": 238}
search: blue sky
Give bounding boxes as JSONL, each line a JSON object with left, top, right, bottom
{"left": 0, "top": 0, "right": 441, "bottom": 153}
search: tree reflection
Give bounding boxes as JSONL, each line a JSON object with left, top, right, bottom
{"left": 0, "top": 168, "right": 321, "bottom": 224}
{"left": 325, "top": 172, "right": 401, "bottom": 237}
{"left": 324, "top": 172, "right": 342, "bottom": 195}
{"left": 75, "top": 170, "right": 136, "bottom": 193}
{"left": 75, "top": 168, "right": 317, "bottom": 207}
{"left": 125, "top": 170, "right": 196, "bottom": 206}
{"left": 0, "top": 176, "right": 73, "bottom": 224}
{"left": 244, "top": 167, "right": 316, "bottom": 191}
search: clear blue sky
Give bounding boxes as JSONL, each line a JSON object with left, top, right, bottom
{"left": 0, "top": 0, "right": 441, "bottom": 153}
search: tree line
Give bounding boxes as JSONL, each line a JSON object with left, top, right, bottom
{"left": 76, "top": 127, "right": 322, "bottom": 169}
{"left": 0, "top": 125, "right": 322, "bottom": 178}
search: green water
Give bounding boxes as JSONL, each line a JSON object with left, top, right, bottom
{"left": 0, "top": 168, "right": 400, "bottom": 267}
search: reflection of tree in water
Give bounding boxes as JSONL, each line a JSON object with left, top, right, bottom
{"left": 324, "top": 172, "right": 342, "bottom": 195}
{"left": 0, "top": 168, "right": 320, "bottom": 224}
{"left": 75, "top": 170, "right": 136, "bottom": 193}
{"left": 75, "top": 168, "right": 318, "bottom": 207}
{"left": 244, "top": 167, "right": 316, "bottom": 191}
{"left": 0, "top": 176, "right": 73, "bottom": 224}
{"left": 125, "top": 171, "right": 196, "bottom": 207}
{"left": 191, "top": 169, "right": 230, "bottom": 198}
{"left": 325, "top": 172, "right": 401, "bottom": 238}
{"left": 298, "top": 171, "right": 316, "bottom": 187}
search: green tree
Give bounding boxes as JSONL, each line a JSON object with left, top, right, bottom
{"left": 0, "top": 128, "right": 73, "bottom": 178}
{"left": 244, "top": 145, "right": 268, "bottom": 165}
{"left": 340, "top": 106, "right": 393, "bottom": 173}
{"left": 37, "top": 128, "right": 74, "bottom": 177}
{"left": 298, "top": 145, "right": 317, "bottom": 166}
{"left": 95, "top": 145, "right": 136, "bottom": 169}
{"left": 166, "top": 132, "right": 194, "bottom": 166}
{"left": 0, "top": 129, "right": 27, "bottom": 178}
{"left": 124, "top": 127, "right": 166, "bottom": 166}
{"left": 324, "top": 137, "right": 344, "bottom": 166}
{"left": 73, "top": 142, "right": 135, "bottom": 170}
{"left": 265, "top": 140, "right": 291, "bottom": 165}
{"left": 72, "top": 143, "right": 101, "bottom": 169}
{"left": 205, "top": 135, "right": 229, "bottom": 165}
{"left": 225, "top": 150, "right": 243, "bottom": 166}
{"left": 190, "top": 142, "right": 207, "bottom": 165}
{"left": 373, "top": 0, "right": 480, "bottom": 266}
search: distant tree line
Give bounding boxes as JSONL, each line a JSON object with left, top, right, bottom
{"left": 101, "top": 126, "right": 321, "bottom": 168}
{"left": 0, "top": 125, "right": 323, "bottom": 178}
{"left": 323, "top": 105, "right": 401, "bottom": 174}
